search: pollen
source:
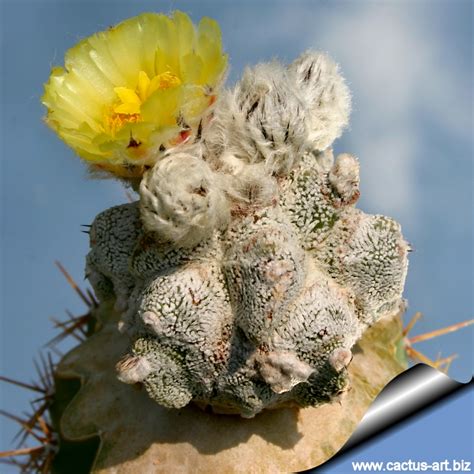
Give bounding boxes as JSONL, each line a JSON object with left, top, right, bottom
{"left": 104, "top": 110, "right": 141, "bottom": 136}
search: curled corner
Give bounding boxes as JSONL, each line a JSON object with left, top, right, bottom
{"left": 305, "top": 364, "right": 472, "bottom": 473}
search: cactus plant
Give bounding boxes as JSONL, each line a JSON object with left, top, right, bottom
{"left": 81, "top": 47, "right": 408, "bottom": 418}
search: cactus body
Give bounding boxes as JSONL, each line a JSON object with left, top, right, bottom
{"left": 84, "top": 53, "right": 408, "bottom": 418}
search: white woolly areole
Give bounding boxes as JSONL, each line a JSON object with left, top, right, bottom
{"left": 206, "top": 61, "right": 309, "bottom": 175}
{"left": 116, "top": 355, "right": 152, "bottom": 384}
{"left": 328, "top": 348, "right": 353, "bottom": 372}
{"left": 139, "top": 148, "right": 230, "bottom": 248}
{"left": 289, "top": 50, "right": 351, "bottom": 151}
{"left": 257, "top": 351, "right": 314, "bottom": 394}
{"left": 217, "top": 155, "right": 279, "bottom": 208}
{"left": 329, "top": 153, "right": 360, "bottom": 207}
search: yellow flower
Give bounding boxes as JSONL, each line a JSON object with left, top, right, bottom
{"left": 42, "top": 11, "right": 228, "bottom": 178}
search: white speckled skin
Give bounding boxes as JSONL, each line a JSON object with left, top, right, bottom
{"left": 85, "top": 51, "right": 408, "bottom": 417}
{"left": 140, "top": 147, "right": 230, "bottom": 249}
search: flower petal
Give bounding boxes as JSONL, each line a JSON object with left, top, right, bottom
{"left": 42, "top": 11, "right": 228, "bottom": 178}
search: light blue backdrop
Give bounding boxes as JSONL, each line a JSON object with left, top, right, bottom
{"left": 318, "top": 384, "right": 473, "bottom": 473}
{"left": 1, "top": 0, "right": 472, "bottom": 469}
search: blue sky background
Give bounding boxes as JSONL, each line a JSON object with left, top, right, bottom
{"left": 1, "top": 0, "right": 472, "bottom": 468}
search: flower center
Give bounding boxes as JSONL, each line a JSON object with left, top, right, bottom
{"left": 104, "top": 70, "right": 181, "bottom": 135}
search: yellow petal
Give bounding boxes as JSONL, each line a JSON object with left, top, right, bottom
{"left": 65, "top": 41, "right": 117, "bottom": 100}
{"left": 141, "top": 87, "right": 180, "bottom": 126}
{"left": 180, "top": 53, "right": 203, "bottom": 84}
{"left": 180, "top": 85, "right": 209, "bottom": 123}
{"left": 42, "top": 11, "right": 228, "bottom": 178}
{"left": 197, "top": 36, "right": 227, "bottom": 87}
{"left": 153, "top": 16, "right": 179, "bottom": 75}
{"left": 135, "top": 14, "right": 163, "bottom": 75}
{"left": 114, "top": 102, "right": 141, "bottom": 115}
{"left": 173, "top": 11, "right": 196, "bottom": 57}
{"left": 114, "top": 87, "right": 141, "bottom": 105}
{"left": 137, "top": 71, "right": 151, "bottom": 101}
